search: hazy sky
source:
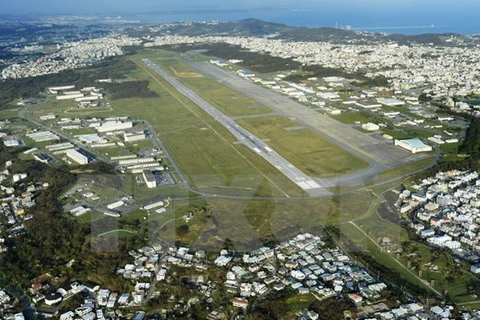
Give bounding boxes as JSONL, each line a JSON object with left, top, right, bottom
{"left": 2, "top": 0, "right": 479, "bottom": 15}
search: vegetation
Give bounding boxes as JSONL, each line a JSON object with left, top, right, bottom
{"left": 160, "top": 43, "right": 301, "bottom": 73}
{"left": 102, "top": 80, "right": 158, "bottom": 99}
{"left": 461, "top": 118, "right": 480, "bottom": 155}
{"left": 0, "top": 56, "right": 138, "bottom": 108}
{"left": 0, "top": 144, "right": 140, "bottom": 290}
{"left": 285, "top": 64, "right": 390, "bottom": 87}
{"left": 236, "top": 115, "right": 369, "bottom": 177}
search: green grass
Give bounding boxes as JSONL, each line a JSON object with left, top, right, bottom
{"left": 30, "top": 98, "right": 77, "bottom": 117}
{"left": 166, "top": 191, "right": 374, "bottom": 248}
{"left": 284, "top": 294, "right": 316, "bottom": 313}
{"left": 108, "top": 54, "right": 307, "bottom": 198}
{"left": 339, "top": 223, "right": 437, "bottom": 295}
{"left": 398, "top": 242, "right": 477, "bottom": 301}
{"left": 156, "top": 58, "right": 273, "bottom": 117}
{"left": 405, "top": 128, "right": 436, "bottom": 139}
{"left": 355, "top": 214, "right": 408, "bottom": 245}
{"left": 380, "top": 128, "right": 410, "bottom": 140}
{"left": 0, "top": 108, "right": 22, "bottom": 120}
{"left": 331, "top": 111, "right": 372, "bottom": 125}
{"left": 378, "top": 157, "right": 433, "bottom": 181}
{"left": 98, "top": 229, "right": 136, "bottom": 240}
{"left": 440, "top": 142, "right": 460, "bottom": 155}
{"left": 236, "top": 115, "right": 369, "bottom": 178}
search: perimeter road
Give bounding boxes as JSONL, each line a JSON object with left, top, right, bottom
{"left": 142, "top": 59, "right": 328, "bottom": 197}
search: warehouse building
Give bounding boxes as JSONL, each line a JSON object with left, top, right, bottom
{"left": 143, "top": 200, "right": 164, "bottom": 210}
{"left": 66, "top": 149, "right": 89, "bottom": 165}
{"left": 142, "top": 170, "right": 157, "bottom": 188}
{"left": 107, "top": 200, "right": 124, "bottom": 210}
{"left": 124, "top": 131, "right": 146, "bottom": 142}
{"left": 361, "top": 123, "right": 380, "bottom": 131}
{"left": 377, "top": 98, "right": 405, "bottom": 106}
{"left": 394, "top": 138, "right": 432, "bottom": 154}
{"left": 48, "top": 85, "right": 75, "bottom": 94}
{"left": 96, "top": 121, "right": 133, "bottom": 133}
{"left": 118, "top": 157, "right": 155, "bottom": 166}
{"left": 56, "top": 93, "right": 85, "bottom": 101}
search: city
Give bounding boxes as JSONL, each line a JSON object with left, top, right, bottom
{"left": 1, "top": 3, "right": 480, "bottom": 319}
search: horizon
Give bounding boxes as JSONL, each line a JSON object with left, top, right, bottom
{"left": 1, "top": 1, "right": 479, "bottom": 35}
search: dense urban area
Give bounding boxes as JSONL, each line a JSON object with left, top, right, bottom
{"left": 2, "top": 15, "right": 480, "bottom": 320}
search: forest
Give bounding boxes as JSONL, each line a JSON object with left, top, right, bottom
{"left": 102, "top": 80, "right": 159, "bottom": 100}
{"left": 0, "top": 47, "right": 157, "bottom": 108}
{"left": 0, "top": 144, "right": 140, "bottom": 292}
{"left": 161, "top": 43, "right": 302, "bottom": 73}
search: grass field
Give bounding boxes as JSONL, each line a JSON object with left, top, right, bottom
{"left": 440, "top": 142, "right": 461, "bottom": 155}
{"left": 155, "top": 59, "right": 272, "bottom": 117}
{"left": 236, "top": 115, "right": 369, "bottom": 177}
{"left": 153, "top": 191, "right": 375, "bottom": 249}
{"left": 110, "top": 55, "right": 308, "bottom": 198}
{"left": 338, "top": 223, "right": 438, "bottom": 295}
{"left": 378, "top": 156, "right": 434, "bottom": 181}
{"left": 331, "top": 111, "right": 372, "bottom": 125}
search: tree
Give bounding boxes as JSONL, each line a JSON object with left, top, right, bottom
{"left": 176, "top": 225, "right": 190, "bottom": 237}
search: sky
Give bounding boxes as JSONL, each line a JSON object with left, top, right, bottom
{"left": 1, "top": 0, "right": 479, "bottom": 15}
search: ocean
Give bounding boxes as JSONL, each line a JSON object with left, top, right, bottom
{"left": 130, "top": 6, "right": 480, "bottom": 36}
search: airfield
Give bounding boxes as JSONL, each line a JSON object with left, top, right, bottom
{"left": 143, "top": 59, "right": 327, "bottom": 197}
{"left": 140, "top": 55, "right": 430, "bottom": 196}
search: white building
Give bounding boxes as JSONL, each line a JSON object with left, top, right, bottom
{"left": 48, "top": 85, "right": 75, "bottom": 94}
{"left": 361, "top": 123, "right": 380, "bottom": 131}
{"left": 142, "top": 170, "right": 157, "bottom": 188}
{"left": 377, "top": 98, "right": 405, "bottom": 106}
{"left": 124, "top": 131, "right": 146, "bottom": 142}
{"left": 96, "top": 121, "right": 133, "bottom": 133}
{"left": 66, "top": 149, "right": 88, "bottom": 165}
{"left": 107, "top": 200, "right": 124, "bottom": 210}
{"left": 394, "top": 138, "right": 432, "bottom": 154}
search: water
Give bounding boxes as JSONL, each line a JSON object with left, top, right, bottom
{"left": 128, "top": 6, "right": 480, "bottom": 36}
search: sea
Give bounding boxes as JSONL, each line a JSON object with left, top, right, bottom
{"left": 127, "top": 6, "right": 480, "bottom": 36}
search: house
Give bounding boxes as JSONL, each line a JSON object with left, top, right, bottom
{"left": 44, "top": 292, "right": 63, "bottom": 306}
{"left": 348, "top": 293, "right": 363, "bottom": 306}
{"left": 420, "top": 229, "right": 435, "bottom": 238}
{"left": 470, "top": 263, "right": 480, "bottom": 274}
{"left": 232, "top": 297, "right": 248, "bottom": 309}
{"left": 83, "top": 281, "right": 100, "bottom": 293}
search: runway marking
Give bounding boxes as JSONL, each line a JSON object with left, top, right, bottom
{"left": 138, "top": 61, "right": 291, "bottom": 198}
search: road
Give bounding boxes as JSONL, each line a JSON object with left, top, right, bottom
{"left": 143, "top": 58, "right": 328, "bottom": 197}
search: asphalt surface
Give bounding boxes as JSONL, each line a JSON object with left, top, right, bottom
{"left": 178, "top": 60, "right": 435, "bottom": 187}
{"left": 143, "top": 59, "right": 327, "bottom": 197}
{"left": 185, "top": 61, "right": 412, "bottom": 167}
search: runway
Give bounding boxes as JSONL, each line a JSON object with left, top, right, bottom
{"left": 143, "top": 59, "right": 328, "bottom": 197}
{"left": 186, "top": 61, "right": 412, "bottom": 167}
